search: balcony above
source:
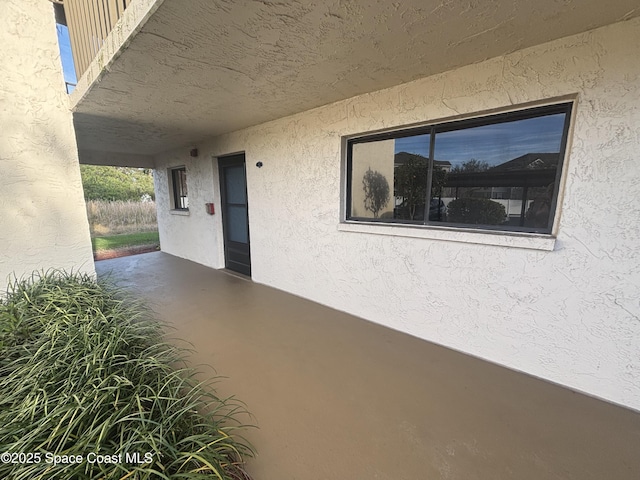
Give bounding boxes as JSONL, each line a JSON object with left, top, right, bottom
{"left": 69, "top": 0, "right": 640, "bottom": 165}
{"left": 63, "top": 0, "right": 131, "bottom": 80}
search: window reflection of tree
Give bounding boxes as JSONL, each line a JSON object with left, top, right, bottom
{"left": 362, "top": 168, "right": 390, "bottom": 218}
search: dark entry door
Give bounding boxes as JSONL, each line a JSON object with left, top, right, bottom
{"left": 219, "top": 154, "right": 251, "bottom": 276}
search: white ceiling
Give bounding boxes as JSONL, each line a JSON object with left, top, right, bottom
{"left": 71, "top": 0, "right": 640, "bottom": 159}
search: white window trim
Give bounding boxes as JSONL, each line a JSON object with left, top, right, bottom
{"left": 169, "top": 209, "right": 190, "bottom": 216}
{"left": 337, "top": 221, "right": 556, "bottom": 251}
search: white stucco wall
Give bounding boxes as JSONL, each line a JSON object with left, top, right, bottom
{"left": 0, "top": 0, "right": 95, "bottom": 287}
{"left": 155, "top": 18, "right": 640, "bottom": 410}
{"left": 154, "top": 156, "right": 224, "bottom": 268}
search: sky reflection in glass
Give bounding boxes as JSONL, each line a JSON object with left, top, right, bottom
{"left": 394, "top": 114, "right": 566, "bottom": 168}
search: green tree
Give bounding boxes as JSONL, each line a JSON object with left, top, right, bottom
{"left": 394, "top": 155, "right": 427, "bottom": 220}
{"left": 395, "top": 155, "right": 447, "bottom": 220}
{"left": 80, "top": 166, "right": 155, "bottom": 201}
{"left": 450, "top": 158, "right": 490, "bottom": 173}
{"left": 362, "top": 168, "right": 390, "bottom": 218}
{"left": 431, "top": 166, "right": 448, "bottom": 199}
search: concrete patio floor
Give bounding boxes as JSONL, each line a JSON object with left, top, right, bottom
{"left": 96, "top": 252, "right": 640, "bottom": 480}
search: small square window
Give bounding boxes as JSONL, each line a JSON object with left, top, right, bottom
{"left": 170, "top": 167, "right": 188, "bottom": 210}
{"left": 346, "top": 102, "right": 572, "bottom": 234}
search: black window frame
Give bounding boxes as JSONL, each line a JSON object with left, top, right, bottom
{"left": 345, "top": 102, "right": 573, "bottom": 234}
{"left": 170, "top": 166, "right": 188, "bottom": 210}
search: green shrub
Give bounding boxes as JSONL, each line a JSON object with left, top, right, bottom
{"left": 80, "top": 166, "right": 155, "bottom": 202}
{"left": 0, "top": 271, "right": 254, "bottom": 480}
{"left": 446, "top": 197, "right": 507, "bottom": 225}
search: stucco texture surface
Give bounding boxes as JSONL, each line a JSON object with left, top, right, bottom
{"left": 0, "top": 0, "right": 94, "bottom": 285}
{"left": 154, "top": 158, "right": 224, "bottom": 267}
{"left": 155, "top": 18, "right": 640, "bottom": 410}
{"left": 71, "top": 0, "right": 640, "bottom": 156}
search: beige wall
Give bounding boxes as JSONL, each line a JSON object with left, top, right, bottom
{"left": 153, "top": 156, "right": 223, "bottom": 268}
{"left": 155, "top": 18, "right": 640, "bottom": 411}
{"left": 0, "top": 0, "right": 94, "bottom": 287}
{"left": 350, "top": 140, "right": 395, "bottom": 218}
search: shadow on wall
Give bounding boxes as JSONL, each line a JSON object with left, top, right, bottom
{"left": 72, "top": 112, "right": 198, "bottom": 156}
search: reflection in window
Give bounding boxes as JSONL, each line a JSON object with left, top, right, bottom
{"left": 347, "top": 103, "right": 572, "bottom": 233}
{"left": 349, "top": 134, "right": 433, "bottom": 221}
{"left": 435, "top": 114, "right": 566, "bottom": 229}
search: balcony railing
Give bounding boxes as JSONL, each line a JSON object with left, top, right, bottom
{"left": 63, "top": 0, "right": 130, "bottom": 80}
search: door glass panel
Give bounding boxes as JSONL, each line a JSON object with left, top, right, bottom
{"left": 225, "top": 165, "right": 247, "bottom": 204}
{"left": 227, "top": 205, "right": 248, "bottom": 243}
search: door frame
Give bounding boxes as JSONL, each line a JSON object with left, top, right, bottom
{"left": 218, "top": 153, "right": 251, "bottom": 276}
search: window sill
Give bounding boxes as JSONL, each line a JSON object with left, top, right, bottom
{"left": 170, "top": 209, "right": 190, "bottom": 216}
{"left": 337, "top": 221, "right": 556, "bottom": 251}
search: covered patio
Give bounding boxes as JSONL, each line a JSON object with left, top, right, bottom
{"left": 96, "top": 252, "right": 640, "bottom": 480}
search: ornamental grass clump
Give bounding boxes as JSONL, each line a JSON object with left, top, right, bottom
{"left": 0, "top": 271, "right": 254, "bottom": 480}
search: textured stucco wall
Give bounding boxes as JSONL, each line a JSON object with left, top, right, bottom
{"left": 154, "top": 156, "right": 224, "bottom": 268}
{"left": 0, "top": 0, "right": 95, "bottom": 286}
{"left": 155, "top": 18, "right": 640, "bottom": 410}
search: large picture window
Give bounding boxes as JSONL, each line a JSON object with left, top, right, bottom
{"left": 346, "top": 102, "right": 572, "bottom": 233}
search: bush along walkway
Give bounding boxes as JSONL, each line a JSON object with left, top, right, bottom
{"left": 0, "top": 271, "right": 254, "bottom": 480}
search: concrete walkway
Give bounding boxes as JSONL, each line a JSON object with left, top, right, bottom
{"left": 96, "top": 252, "right": 640, "bottom": 480}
